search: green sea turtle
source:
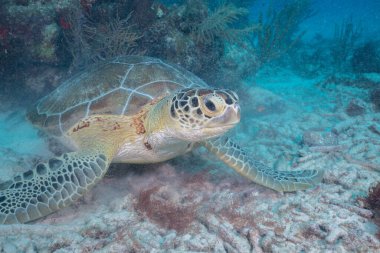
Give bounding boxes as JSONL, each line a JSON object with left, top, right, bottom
{"left": 0, "top": 56, "right": 323, "bottom": 224}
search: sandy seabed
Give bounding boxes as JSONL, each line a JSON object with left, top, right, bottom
{"left": 0, "top": 72, "right": 380, "bottom": 252}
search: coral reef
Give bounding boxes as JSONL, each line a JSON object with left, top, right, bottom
{"left": 0, "top": 0, "right": 258, "bottom": 99}
{"left": 0, "top": 0, "right": 320, "bottom": 101}
{"left": 140, "top": 0, "right": 253, "bottom": 79}
{"left": 0, "top": 0, "right": 74, "bottom": 101}
{"left": 58, "top": 0, "right": 256, "bottom": 82}
{"left": 0, "top": 0, "right": 73, "bottom": 65}
{"left": 140, "top": 0, "right": 224, "bottom": 75}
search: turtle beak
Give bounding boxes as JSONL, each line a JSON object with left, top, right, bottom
{"left": 222, "top": 103, "right": 241, "bottom": 125}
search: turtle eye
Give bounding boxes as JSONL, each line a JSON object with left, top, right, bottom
{"left": 201, "top": 94, "right": 225, "bottom": 117}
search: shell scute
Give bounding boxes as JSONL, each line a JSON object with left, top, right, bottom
{"left": 27, "top": 56, "right": 207, "bottom": 136}
{"left": 89, "top": 89, "right": 129, "bottom": 116}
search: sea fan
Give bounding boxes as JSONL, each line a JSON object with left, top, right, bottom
{"left": 86, "top": 13, "right": 143, "bottom": 61}
{"left": 192, "top": 3, "right": 250, "bottom": 43}
{"left": 63, "top": 6, "right": 142, "bottom": 71}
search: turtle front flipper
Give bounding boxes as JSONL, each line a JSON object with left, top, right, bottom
{"left": 203, "top": 137, "right": 324, "bottom": 192}
{"left": 0, "top": 150, "right": 113, "bottom": 224}
{"left": 0, "top": 115, "right": 133, "bottom": 224}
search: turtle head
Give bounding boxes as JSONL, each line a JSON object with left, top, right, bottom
{"left": 167, "top": 88, "right": 240, "bottom": 141}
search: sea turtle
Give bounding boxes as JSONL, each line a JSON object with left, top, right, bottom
{"left": 0, "top": 56, "right": 323, "bottom": 224}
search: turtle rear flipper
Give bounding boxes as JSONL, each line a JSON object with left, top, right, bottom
{"left": 0, "top": 150, "right": 112, "bottom": 224}
{"left": 203, "top": 137, "right": 324, "bottom": 192}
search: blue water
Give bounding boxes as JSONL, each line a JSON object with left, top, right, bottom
{"left": 249, "top": 0, "right": 380, "bottom": 39}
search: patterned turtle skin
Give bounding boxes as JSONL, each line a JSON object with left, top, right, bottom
{"left": 0, "top": 56, "right": 324, "bottom": 224}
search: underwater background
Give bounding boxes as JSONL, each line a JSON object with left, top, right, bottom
{"left": 0, "top": 0, "right": 380, "bottom": 252}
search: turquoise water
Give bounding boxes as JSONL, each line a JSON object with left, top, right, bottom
{"left": 0, "top": 111, "right": 47, "bottom": 154}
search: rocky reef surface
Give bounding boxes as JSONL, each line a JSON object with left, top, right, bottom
{"left": 0, "top": 72, "right": 379, "bottom": 252}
